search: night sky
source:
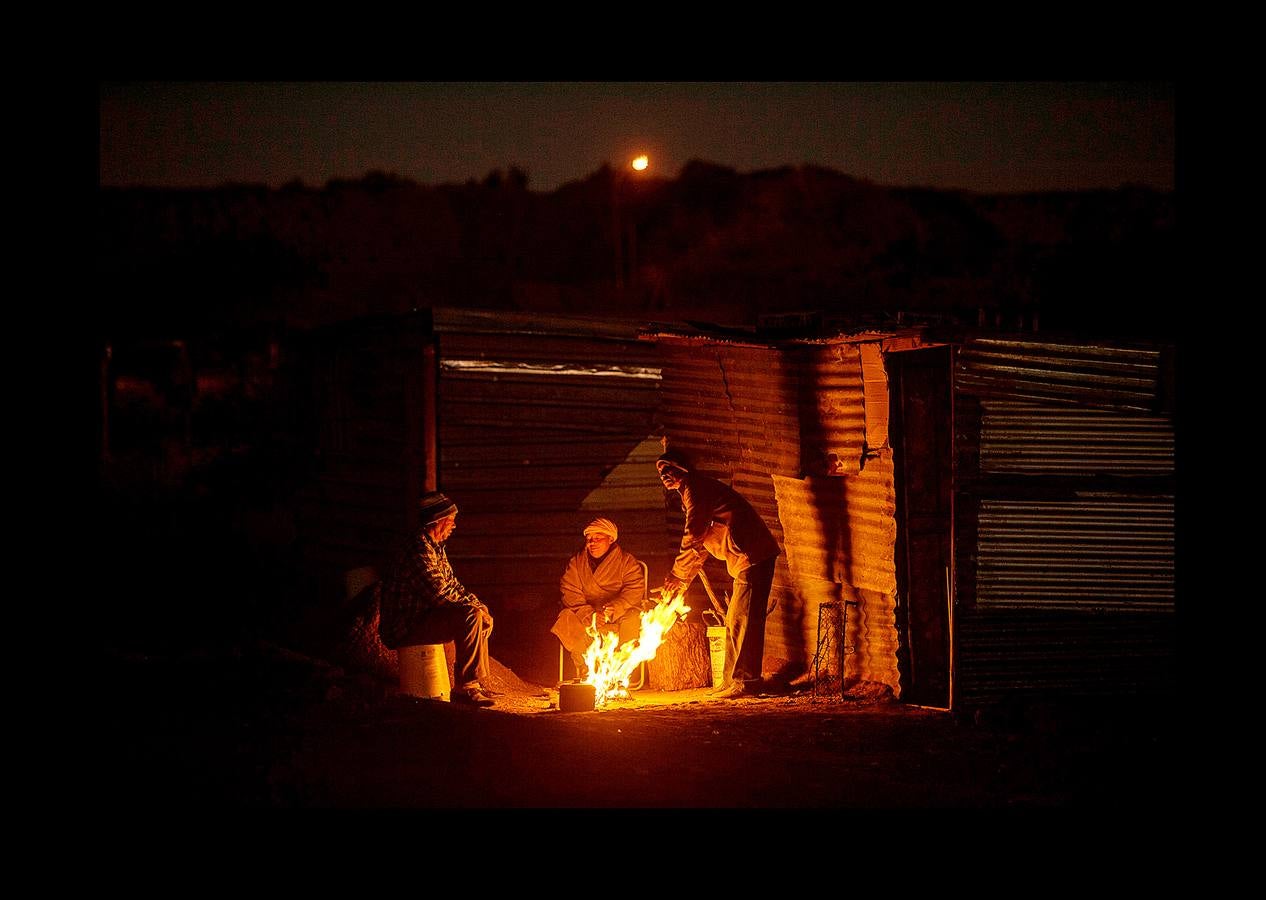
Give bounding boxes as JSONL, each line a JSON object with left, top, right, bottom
{"left": 98, "top": 81, "right": 1173, "bottom": 194}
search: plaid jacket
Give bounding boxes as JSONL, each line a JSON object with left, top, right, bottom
{"left": 379, "top": 529, "right": 481, "bottom": 649}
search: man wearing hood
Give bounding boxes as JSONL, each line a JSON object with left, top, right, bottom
{"left": 656, "top": 450, "right": 781, "bottom": 699}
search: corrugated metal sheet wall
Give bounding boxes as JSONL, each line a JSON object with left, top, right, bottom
{"left": 977, "top": 496, "right": 1174, "bottom": 612}
{"left": 980, "top": 401, "right": 1174, "bottom": 476}
{"left": 658, "top": 341, "right": 900, "bottom": 692}
{"left": 954, "top": 336, "right": 1176, "bottom": 705}
{"left": 438, "top": 330, "right": 667, "bottom": 612}
{"left": 801, "top": 344, "right": 866, "bottom": 476}
{"left": 957, "top": 337, "right": 1165, "bottom": 411}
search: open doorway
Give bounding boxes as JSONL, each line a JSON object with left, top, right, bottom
{"left": 889, "top": 346, "right": 953, "bottom": 708}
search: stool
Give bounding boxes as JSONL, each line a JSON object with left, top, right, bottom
{"left": 398, "top": 644, "right": 451, "bottom": 701}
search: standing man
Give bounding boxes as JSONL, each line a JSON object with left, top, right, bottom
{"left": 379, "top": 491, "right": 496, "bottom": 707}
{"left": 656, "top": 450, "right": 780, "bottom": 698}
{"left": 551, "top": 517, "right": 646, "bottom": 679}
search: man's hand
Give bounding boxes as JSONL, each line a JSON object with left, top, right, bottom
{"left": 662, "top": 575, "right": 687, "bottom": 601}
{"left": 469, "top": 600, "right": 494, "bottom": 633}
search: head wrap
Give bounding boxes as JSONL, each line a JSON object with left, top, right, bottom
{"left": 583, "top": 517, "right": 618, "bottom": 542}
{"left": 418, "top": 491, "right": 458, "bottom": 526}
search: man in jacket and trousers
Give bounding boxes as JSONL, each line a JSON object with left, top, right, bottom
{"left": 656, "top": 450, "right": 780, "bottom": 699}
{"left": 379, "top": 491, "right": 496, "bottom": 707}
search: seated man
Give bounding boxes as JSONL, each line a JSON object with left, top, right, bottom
{"left": 550, "top": 517, "right": 645, "bottom": 680}
{"left": 378, "top": 491, "right": 496, "bottom": 707}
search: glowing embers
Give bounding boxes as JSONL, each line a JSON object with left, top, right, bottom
{"left": 581, "top": 591, "right": 690, "bottom": 707}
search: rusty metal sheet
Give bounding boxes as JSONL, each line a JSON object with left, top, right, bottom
{"left": 657, "top": 338, "right": 897, "bottom": 684}
{"left": 659, "top": 345, "right": 802, "bottom": 479}
{"left": 976, "top": 496, "right": 1174, "bottom": 612}
{"left": 771, "top": 470, "right": 896, "bottom": 595}
{"left": 860, "top": 343, "right": 890, "bottom": 451}
{"left": 801, "top": 345, "right": 865, "bottom": 476}
{"left": 979, "top": 400, "right": 1174, "bottom": 476}
{"left": 851, "top": 589, "right": 901, "bottom": 695}
{"left": 956, "top": 337, "right": 1166, "bottom": 411}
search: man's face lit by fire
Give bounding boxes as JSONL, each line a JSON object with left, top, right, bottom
{"left": 658, "top": 465, "right": 685, "bottom": 491}
{"left": 428, "top": 513, "right": 457, "bottom": 543}
{"left": 585, "top": 532, "right": 613, "bottom": 558}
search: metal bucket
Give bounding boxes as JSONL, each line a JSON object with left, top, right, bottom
{"left": 559, "top": 681, "right": 596, "bottom": 712}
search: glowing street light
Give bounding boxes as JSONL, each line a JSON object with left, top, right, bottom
{"left": 614, "top": 154, "right": 650, "bottom": 289}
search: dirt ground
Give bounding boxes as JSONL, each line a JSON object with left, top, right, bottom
{"left": 92, "top": 638, "right": 1179, "bottom": 812}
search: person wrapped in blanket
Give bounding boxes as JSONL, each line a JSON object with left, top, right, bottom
{"left": 550, "top": 517, "right": 645, "bottom": 680}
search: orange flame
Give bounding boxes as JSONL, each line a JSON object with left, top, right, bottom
{"left": 582, "top": 590, "right": 690, "bottom": 706}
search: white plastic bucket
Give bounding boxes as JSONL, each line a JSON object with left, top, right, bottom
{"left": 398, "top": 644, "right": 451, "bottom": 701}
{"left": 706, "top": 624, "right": 727, "bottom": 688}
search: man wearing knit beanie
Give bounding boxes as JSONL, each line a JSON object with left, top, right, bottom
{"left": 551, "top": 516, "right": 646, "bottom": 681}
{"left": 656, "top": 450, "right": 780, "bottom": 699}
{"left": 379, "top": 491, "right": 496, "bottom": 707}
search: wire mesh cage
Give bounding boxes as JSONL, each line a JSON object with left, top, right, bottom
{"left": 812, "top": 601, "right": 846, "bottom": 700}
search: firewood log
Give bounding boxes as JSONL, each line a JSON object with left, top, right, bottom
{"left": 646, "top": 620, "right": 711, "bottom": 691}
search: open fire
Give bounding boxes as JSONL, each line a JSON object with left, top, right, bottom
{"left": 581, "top": 590, "right": 690, "bottom": 706}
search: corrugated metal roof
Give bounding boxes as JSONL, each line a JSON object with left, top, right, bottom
{"left": 980, "top": 400, "right": 1174, "bottom": 476}
{"left": 956, "top": 337, "right": 1166, "bottom": 411}
{"left": 977, "top": 496, "right": 1174, "bottom": 612}
{"left": 442, "top": 331, "right": 661, "bottom": 369}
{"left": 434, "top": 306, "right": 650, "bottom": 341}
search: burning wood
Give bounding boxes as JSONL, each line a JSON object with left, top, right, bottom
{"left": 581, "top": 590, "right": 690, "bottom": 706}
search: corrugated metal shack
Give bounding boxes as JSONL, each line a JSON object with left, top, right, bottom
{"left": 293, "top": 309, "right": 1175, "bottom": 708}
{"left": 645, "top": 323, "right": 1176, "bottom": 708}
